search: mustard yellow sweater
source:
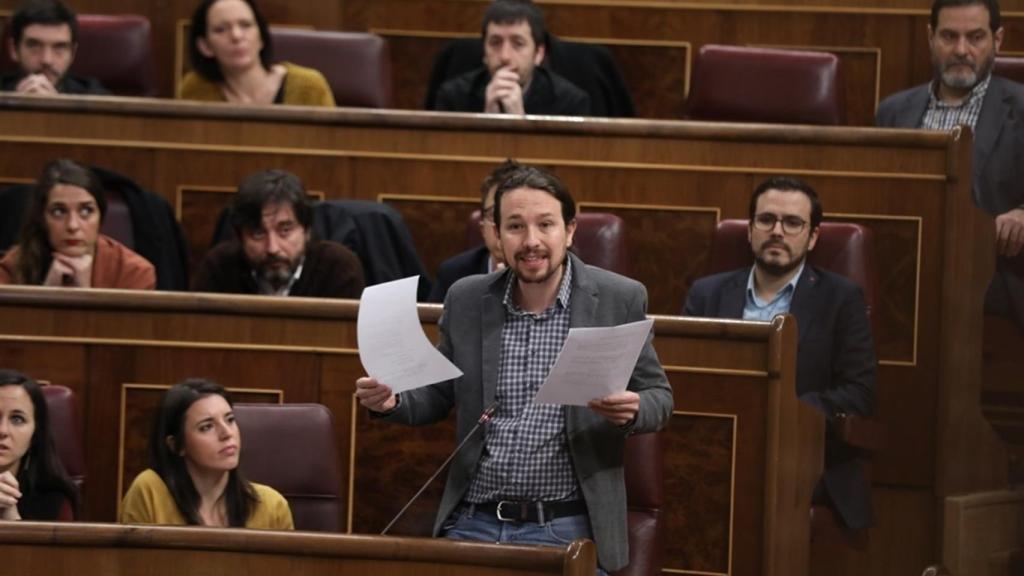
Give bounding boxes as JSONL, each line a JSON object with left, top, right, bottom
{"left": 120, "top": 469, "right": 294, "bottom": 530}
{"left": 178, "top": 61, "right": 335, "bottom": 107}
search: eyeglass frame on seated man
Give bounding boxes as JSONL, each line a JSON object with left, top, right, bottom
{"left": 752, "top": 212, "right": 809, "bottom": 235}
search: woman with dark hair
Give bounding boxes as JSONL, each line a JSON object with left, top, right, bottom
{"left": 120, "top": 379, "right": 293, "bottom": 529}
{"left": 179, "top": 0, "right": 334, "bottom": 106}
{"left": 0, "top": 159, "right": 156, "bottom": 289}
{"left": 0, "top": 369, "right": 78, "bottom": 521}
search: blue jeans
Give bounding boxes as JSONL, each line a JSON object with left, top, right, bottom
{"left": 442, "top": 504, "right": 609, "bottom": 576}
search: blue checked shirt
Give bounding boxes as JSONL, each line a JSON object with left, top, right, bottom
{"left": 465, "top": 259, "right": 580, "bottom": 503}
{"left": 921, "top": 74, "right": 989, "bottom": 132}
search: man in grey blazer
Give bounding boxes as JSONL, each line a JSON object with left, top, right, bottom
{"left": 876, "top": 0, "right": 1024, "bottom": 325}
{"left": 356, "top": 164, "right": 673, "bottom": 573}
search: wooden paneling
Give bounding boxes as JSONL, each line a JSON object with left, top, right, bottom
{"left": 810, "top": 487, "right": 936, "bottom": 576}
{"left": 382, "top": 195, "right": 480, "bottom": 282}
{"left": 0, "top": 522, "right": 596, "bottom": 576}
{"left": 942, "top": 490, "right": 1024, "bottom": 576}
{"left": 0, "top": 287, "right": 820, "bottom": 576}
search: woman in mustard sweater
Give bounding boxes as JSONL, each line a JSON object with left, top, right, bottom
{"left": 120, "top": 379, "right": 293, "bottom": 529}
{"left": 179, "top": 0, "right": 335, "bottom": 106}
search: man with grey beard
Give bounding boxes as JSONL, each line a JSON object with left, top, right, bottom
{"left": 877, "top": 0, "right": 1024, "bottom": 328}
{"left": 683, "top": 176, "right": 877, "bottom": 533}
{"left": 877, "top": 0, "right": 1023, "bottom": 258}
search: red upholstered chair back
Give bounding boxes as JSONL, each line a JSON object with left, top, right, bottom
{"left": 707, "top": 219, "right": 878, "bottom": 331}
{"left": 995, "top": 56, "right": 1024, "bottom": 85}
{"left": 612, "top": 432, "right": 665, "bottom": 576}
{"left": 40, "top": 385, "right": 86, "bottom": 491}
{"left": 686, "top": 45, "right": 843, "bottom": 125}
{"left": 1, "top": 14, "right": 157, "bottom": 96}
{"left": 270, "top": 28, "right": 392, "bottom": 108}
{"left": 466, "top": 211, "right": 632, "bottom": 276}
{"left": 233, "top": 403, "right": 342, "bottom": 532}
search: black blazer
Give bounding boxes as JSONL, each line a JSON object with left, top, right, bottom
{"left": 684, "top": 265, "right": 877, "bottom": 530}
{"left": 428, "top": 245, "right": 490, "bottom": 303}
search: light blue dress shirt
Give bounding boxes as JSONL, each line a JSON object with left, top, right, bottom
{"left": 742, "top": 263, "right": 805, "bottom": 321}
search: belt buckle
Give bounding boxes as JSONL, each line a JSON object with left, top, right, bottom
{"left": 495, "top": 501, "right": 516, "bottom": 522}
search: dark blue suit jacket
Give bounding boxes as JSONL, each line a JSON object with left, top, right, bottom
{"left": 684, "top": 265, "right": 876, "bottom": 530}
{"left": 428, "top": 245, "right": 491, "bottom": 303}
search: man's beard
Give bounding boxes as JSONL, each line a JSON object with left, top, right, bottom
{"left": 512, "top": 249, "right": 563, "bottom": 285}
{"left": 258, "top": 257, "right": 296, "bottom": 289}
{"left": 937, "top": 52, "right": 994, "bottom": 91}
{"left": 753, "top": 244, "right": 806, "bottom": 278}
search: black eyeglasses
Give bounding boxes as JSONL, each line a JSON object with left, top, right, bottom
{"left": 753, "top": 213, "right": 808, "bottom": 235}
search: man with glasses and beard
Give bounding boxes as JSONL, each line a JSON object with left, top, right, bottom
{"left": 193, "top": 169, "right": 365, "bottom": 299}
{"left": 877, "top": 0, "right": 1024, "bottom": 328}
{"left": 684, "top": 176, "right": 877, "bottom": 533}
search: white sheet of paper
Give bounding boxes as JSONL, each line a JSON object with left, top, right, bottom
{"left": 533, "top": 318, "right": 655, "bottom": 406}
{"left": 357, "top": 276, "right": 463, "bottom": 393}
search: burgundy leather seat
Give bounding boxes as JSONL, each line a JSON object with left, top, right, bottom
{"left": 41, "top": 385, "right": 86, "bottom": 492}
{"left": 994, "top": 56, "right": 1024, "bottom": 85}
{"left": 466, "top": 211, "right": 631, "bottom": 276}
{"left": 233, "top": 403, "right": 342, "bottom": 532}
{"left": 612, "top": 432, "right": 665, "bottom": 576}
{"left": 686, "top": 45, "right": 843, "bottom": 125}
{"left": 1, "top": 14, "right": 157, "bottom": 96}
{"left": 270, "top": 28, "right": 392, "bottom": 108}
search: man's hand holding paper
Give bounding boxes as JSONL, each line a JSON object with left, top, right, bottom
{"left": 356, "top": 276, "right": 463, "bottom": 401}
{"left": 533, "top": 318, "right": 655, "bottom": 423}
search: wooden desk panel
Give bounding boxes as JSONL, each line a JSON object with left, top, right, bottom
{"left": 0, "top": 287, "right": 819, "bottom": 576}
{"left": 0, "top": 522, "right": 595, "bottom": 576}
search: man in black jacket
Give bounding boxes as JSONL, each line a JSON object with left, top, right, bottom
{"left": 684, "top": 176, "right": 877, "bottom": 532}
{"left": 2, "top": 0, "right": 109, "bottom": 95}
{"left": 433, "top": 0, "right": 589, "bottom": 116}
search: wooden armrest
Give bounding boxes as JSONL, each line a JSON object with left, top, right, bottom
{"left": 833, "top": 414, "right": 884, "bottom": 452}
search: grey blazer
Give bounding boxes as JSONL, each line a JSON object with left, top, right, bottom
{"left": 877, "top": 76, "right": 1024, "bottom": 331}
{"left": 876, "top": 74, "right": 1024, "bottom": 216}
{"left": 382, "top": 252, "right": 673, "bottom": 571}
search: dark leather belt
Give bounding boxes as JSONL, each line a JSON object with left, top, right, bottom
{"left": 473, "top": 500, "right": 587, "bottom": 523}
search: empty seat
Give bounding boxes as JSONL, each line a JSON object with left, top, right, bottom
{"left": 40, "top": 385, "right": 86, "bottom": 493}
{"left": 233, "top": 403, "right": 343, "bottom": 532}
{"left": 994, "top": 56, "right": 1024, "bottom": 85}
{"left": 686, "top": 45, "right": 843, "bottom": 125}
{"left": 270, "top": 28, "right": 392, "bottom": 108}
{"left": 613, "top": 432, "right": 665, "bottom": 576}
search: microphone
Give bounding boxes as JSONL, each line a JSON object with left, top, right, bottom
{"left": 380, "top": 401, "right": 499, "bottom": 535}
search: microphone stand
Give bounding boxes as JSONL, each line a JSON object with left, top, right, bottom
{"left": 380, "top": 401, "right": 499, "bottom": 535}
